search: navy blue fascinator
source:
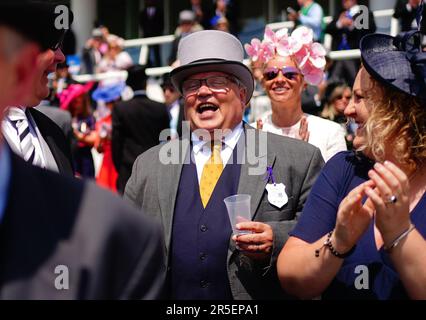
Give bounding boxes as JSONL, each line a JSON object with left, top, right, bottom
{"left": 360, "top": 30, "right": 426, "bottom": 101}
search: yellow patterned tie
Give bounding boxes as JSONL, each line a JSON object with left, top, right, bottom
{"left": 200, "top": 143, "right": 224, "bottom": 208}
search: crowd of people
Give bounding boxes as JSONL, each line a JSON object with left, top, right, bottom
{"left": 46, "top": 1, "right": 426, "bottom": 192}
{"left": 0, "top": 0, "right": 425, "bottom": 300}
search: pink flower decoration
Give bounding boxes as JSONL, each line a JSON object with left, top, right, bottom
{"left": 244, "top": 38, "right": 262, "bottom": 62}
{"left": 264, "top": 26, "right": 277, "bottom": 46}
{"left": 260, "top": 42, "right": 275, "bottom": 62}
{"left": 245, "top": 38, "right": 275, "bottom": 63}
{"left": 308, "top": 42, "right": 326, "bottom": 69}
{"left": 276, "top": 33, "right": 294, "bottom": 57}
{"left": 293, "top": 45, "right": 310, "bottom": 68}
{"left": 305, "top": 70, "right": 324, "bottom": 86}
{"left": 301, "top": 62, "right": 324, "bottom": 85}
{"left": 291, "top": 26, "right": 313, "bottom": 46}
{"left": 264, "top": 27, "right": 290, "bottom": 50}
{"left": 275, "top": 28, "right": 289, "bottom": 41}
{"left": 244, "top": 26, "right": 326, "bottom": 85}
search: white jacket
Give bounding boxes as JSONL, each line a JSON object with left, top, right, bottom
{"left": 251, "top": 112, "right": 347, "bottom": 162}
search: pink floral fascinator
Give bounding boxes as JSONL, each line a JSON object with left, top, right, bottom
{"left": 245, "top": 26, "right": 327, "bottom": 85}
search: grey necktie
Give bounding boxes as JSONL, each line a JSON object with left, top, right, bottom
{"left": 8, "top": 107, "right": 43, "bottom": 167}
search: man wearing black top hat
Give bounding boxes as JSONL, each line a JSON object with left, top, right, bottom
{"left": 112, "top": 65, "right": 170, "bottom": 194}
{"left": 1, "top": 1, "right": 74, "bottom": 176}
{"left": 0, "top": 1, "right": 166, "bottom": 299}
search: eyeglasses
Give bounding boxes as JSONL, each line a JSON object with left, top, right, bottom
{"left": 263, "top": 66, "right": 301, "bottom": 81}
{"left": 182, "top": 76, "right": 239, "bottom": 96}
{"left": 49, "top": 31, "right": 66, "bottom": 51}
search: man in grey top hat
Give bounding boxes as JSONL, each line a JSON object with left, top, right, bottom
{"left": 168, "top": 10, "right": 203, "bottom": 66}
{"left": 124, "top": 30, "right": 324, "bottom": 299}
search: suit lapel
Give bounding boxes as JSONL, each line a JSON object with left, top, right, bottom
{"left": 157, "top": 139, "right": 189, "bottom": 252}
{"left": 177, "top": 102, "right": 185, "bottom": 138}
{"left": 237, "top": 124, "right": 276, "bottom": 219}
{"left": 28, "top": 108, "right": 70, "bottom": 175}
{"left": 28, "top": 109, "right": 58, "bottom": 163}
{"left": 33, "top": 121, "right": 60, "bottom": 173}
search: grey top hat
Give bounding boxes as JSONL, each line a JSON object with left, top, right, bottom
{"left": 170, "top": 30, "right": 254, "bottom": 104}
{"left": 360, "top": 31, "right": 426, "bottom": 101}
{"left": 179, "top": 10, "right": 195, "bottom": 24}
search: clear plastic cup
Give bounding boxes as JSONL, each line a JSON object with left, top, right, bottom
{"left": 224, "top": 194, "right": 252, "bottom": 235}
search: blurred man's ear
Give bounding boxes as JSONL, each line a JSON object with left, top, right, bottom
{"left": 8, "top": 43, "right": 40, "bottom": 106}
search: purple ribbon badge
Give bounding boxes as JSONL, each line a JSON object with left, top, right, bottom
{"left": 264, "top": 166, "right": 276, "bottom": 185}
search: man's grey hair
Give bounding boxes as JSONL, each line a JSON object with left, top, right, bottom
{"left": 231, "top": 75, "right": 248, "bottom": 104}
{"left": 0, "top": 26, "right": 28, "bottom": 61}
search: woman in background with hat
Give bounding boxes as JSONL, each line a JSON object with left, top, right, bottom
{"left": 92, "top": 83, "right": 125, "bottom": 192}
{"left": 97, "top": 34, "right": 133, "bottom": 74}
{"left": 60, "top": 83, "right": 96, "bottom": 178}
{"left": 277, "top": 30, "right": 426, "bottom": 299}
{"left": 245, "top": 26, "right": 347, "bottom": 161}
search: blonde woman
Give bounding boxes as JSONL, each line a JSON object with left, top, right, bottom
{"left": 278, "top": 30, "right": 426, "bottom": 299}
{"left": 321, "top": 82, "right": 351, "bottom": 122}
{"left": 321, "top": 82, "right": 354, "bottom": 148}
{"left": 246, "top": 27, "right": 347, "bottom": 161}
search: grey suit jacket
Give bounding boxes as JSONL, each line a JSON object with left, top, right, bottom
{"left": 0, "top": 153, "right": 166, "bottom": 299}
{"left": 36, "top": 105, "right": 73, "bottom": 146}
{"left": 124, "top": 123, "right": 324, "bottom": 299}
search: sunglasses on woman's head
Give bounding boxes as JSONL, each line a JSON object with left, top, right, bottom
{"left": 263, "top": 66, "right": 301, "bottom": 81}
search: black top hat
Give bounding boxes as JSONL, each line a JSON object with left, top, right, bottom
{"left": 161, "top": 73, "right": 173, "bottom": 88}
{"left": 360, "top": 31, "right": 426, "bottom": 101}
{"left": 57, "top": 61, "right": 70, "bottom": 69}
{"left": 126, "top": 65, "right": 147, "bottom": 90}
{"left": 0, "top": 1, "right": 74, "bottom": 51}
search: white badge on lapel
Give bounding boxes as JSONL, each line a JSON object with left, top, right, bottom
{"left": 265, "top": 183, "right": 288, "bottom": 209}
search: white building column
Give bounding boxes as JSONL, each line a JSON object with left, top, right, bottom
{"left": 71, "top": 0, "right": 98, "bottom": 54}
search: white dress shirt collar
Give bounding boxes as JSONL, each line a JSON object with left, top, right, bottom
{"left": 3, "top": 106, "right": 47, "bottom": 168}
{"left": 132, "top": 90, "right": 147, "bottom": 97}
{"left": 191, "top": 123, "right": 244, "bottom": 182}
{"left": 191, "top": 122, "right": 243, "bottom": 155}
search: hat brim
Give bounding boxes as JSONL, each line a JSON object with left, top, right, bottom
{"left": 92, "top": 83, "right": 126, "bottom": 103}
{"left": 0, "top": 2, "right": 74, "bottom": 50}
{"left": 360, "top": 33, "right": 421, "bottom": 98}
{"left": 170, "top": 60, "right": 254, "bottom": 104}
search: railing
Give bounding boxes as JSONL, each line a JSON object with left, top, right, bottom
{"left": 73, "top": 8, "right": 398, "bottom": 83}
{"left": 267, "top": 9, "right": 397, "bottom": 34}
{"left": 73, "top": 66, "right": 173, "bottom": 83}
{"left": 266, "top": 9, "right": 398, "bottom": 60}
{"left": 124, "top": 35, "right": 176, "bottom": 65}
